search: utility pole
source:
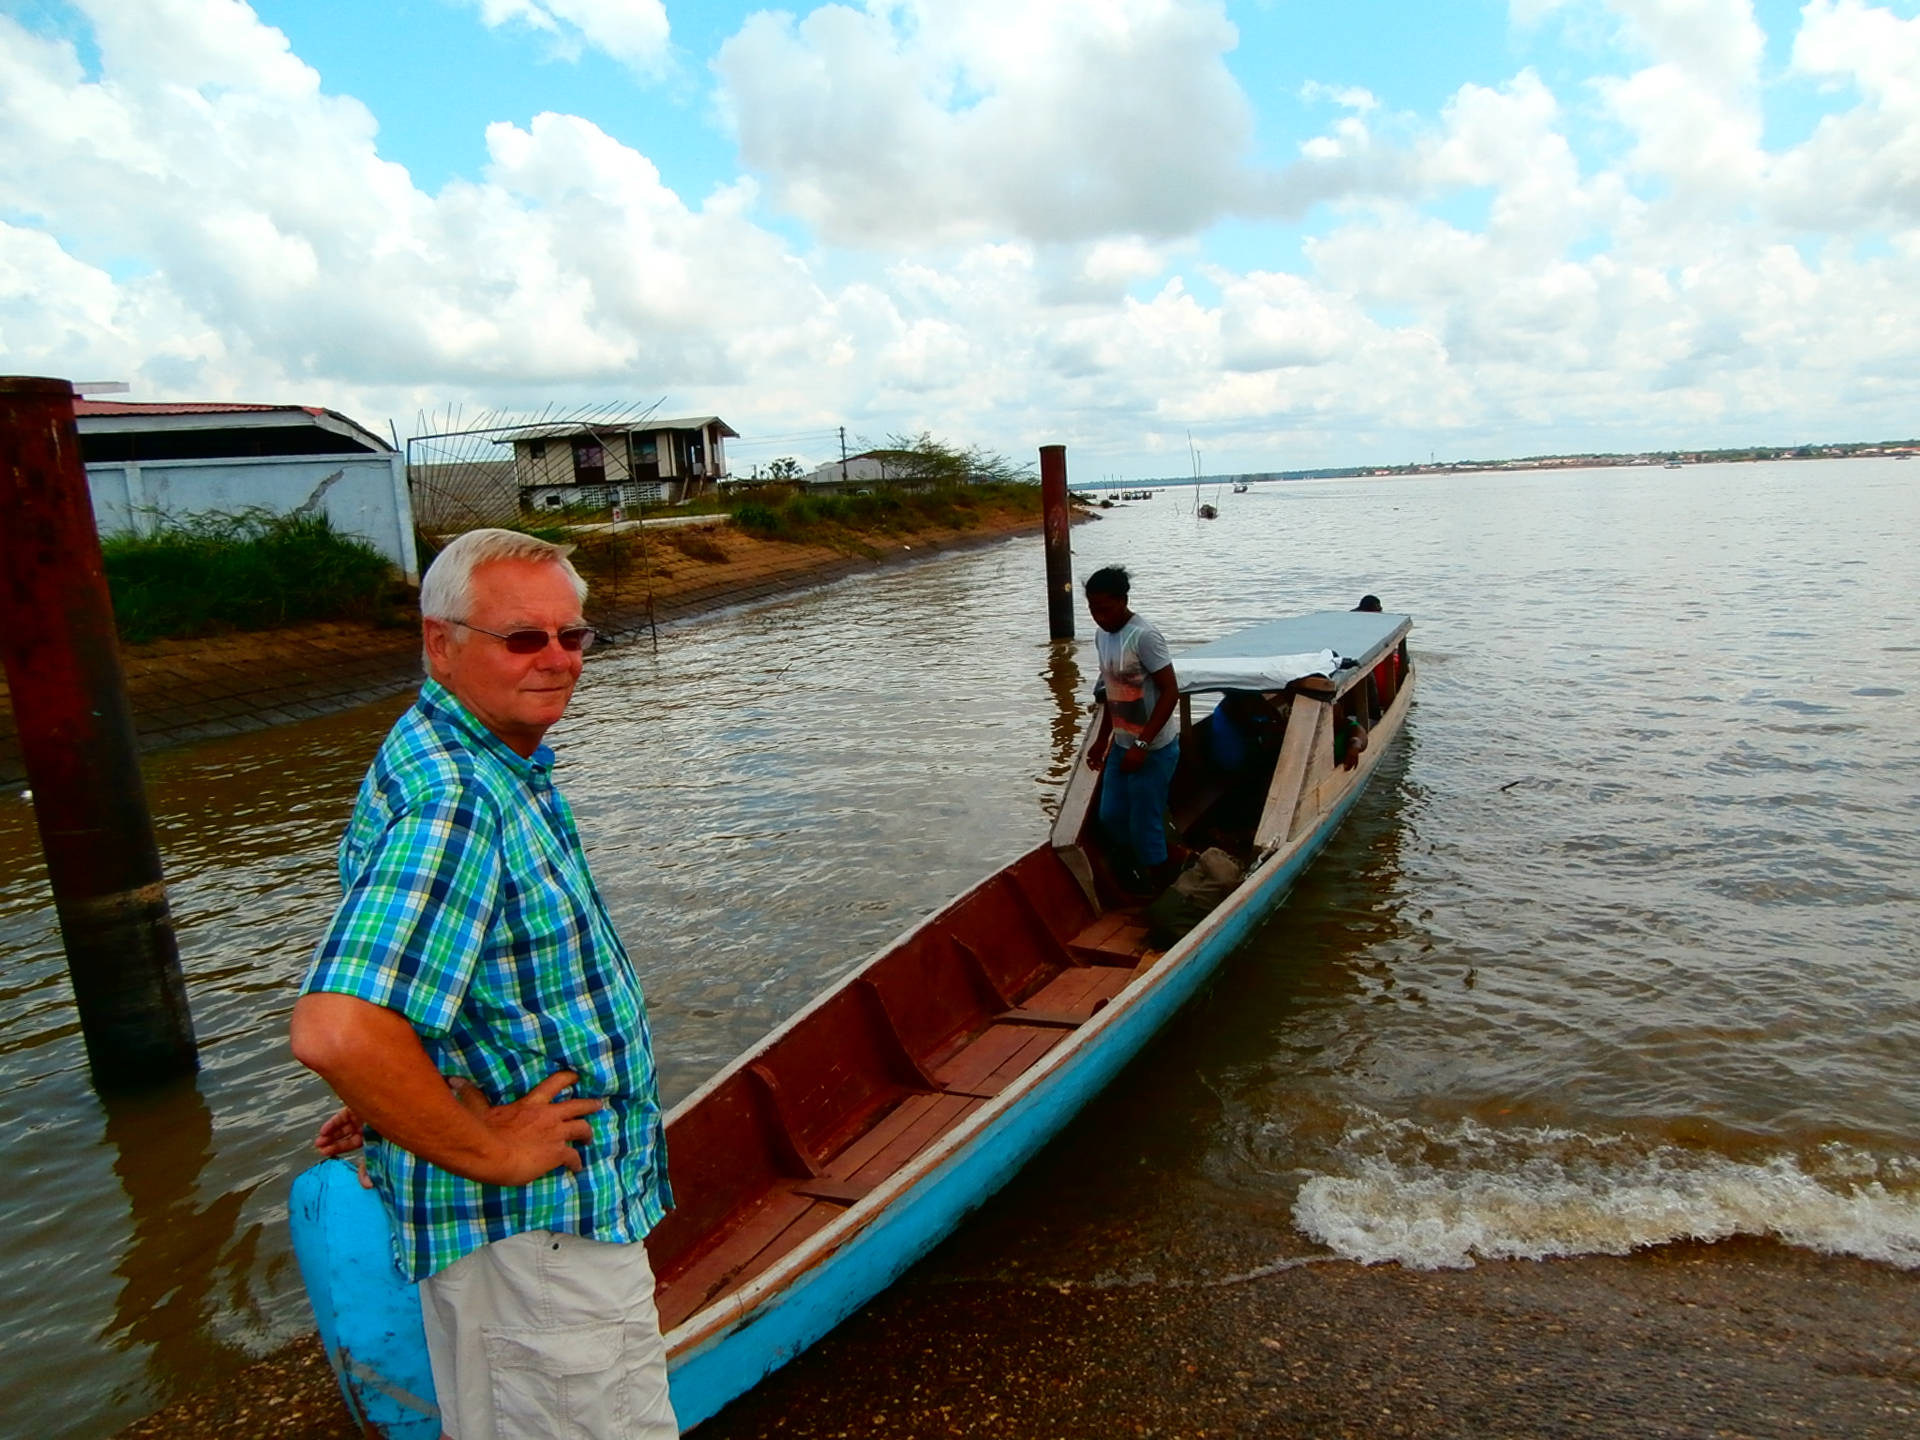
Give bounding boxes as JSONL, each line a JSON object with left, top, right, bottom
{"left": 839, "top": 426, "right": 848, "bottom": 483}
{"left": 0, "top": 376, "right": 198, "bottom": 1091}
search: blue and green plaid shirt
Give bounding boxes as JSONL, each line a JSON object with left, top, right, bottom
{"left": 301, "top": 679, "right": 670, "bottom": 1281}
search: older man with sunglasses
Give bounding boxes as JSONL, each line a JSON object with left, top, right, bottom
{"left": 290, "top": 528, "right": 677, "bottom": 1439}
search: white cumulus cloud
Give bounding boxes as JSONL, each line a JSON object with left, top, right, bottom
{"left": 1774, "top": 0, "right": 1920, "bottom": 230}
{"left": 713, "top": 0, "right": 1258, "bottom": 246}
{"left": 2, "top": 0, "right": 1917, "bottom": 475}
{"left": 466, "top": 0, "right": 671, "bottom": 72}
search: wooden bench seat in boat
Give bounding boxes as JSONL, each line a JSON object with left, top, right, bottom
{"left": 646, "top": 848, "right": 1131, "bottom": 1332}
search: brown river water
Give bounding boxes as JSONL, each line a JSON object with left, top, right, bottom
{"left": 0, "top": 460, "right": 1915, "bottom": 1437}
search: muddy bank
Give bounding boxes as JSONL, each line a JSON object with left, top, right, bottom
{"left": 114, "top": 1237, "right": 1919, "bottom": 1438}
{"left": 0, "top": 513, "right": 1044, "bottom": 786}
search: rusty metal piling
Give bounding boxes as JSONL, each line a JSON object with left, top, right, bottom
{"left": 1039, "top": 445, "right": 1075, "bottom": 640}
{"left": 0, "top": 376, "right": 198, "bottom": 1090}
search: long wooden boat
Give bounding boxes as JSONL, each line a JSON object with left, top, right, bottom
{"left": 291, "top": 608, "right": 1415, "bottom": 1435}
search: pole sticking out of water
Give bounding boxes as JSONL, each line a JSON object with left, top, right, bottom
{"left": 0, "top": 376, "right": 199, "bottom": 1091}
{"left": 1038, "top": 445, "right": 1075, "bottom": 640}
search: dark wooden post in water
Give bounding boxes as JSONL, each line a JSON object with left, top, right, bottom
{"left": 0, "top": 376, "right": 198, "bottom": 1090}
{"left": 1039, "top": 444, "right": 1074, "bottom": 640}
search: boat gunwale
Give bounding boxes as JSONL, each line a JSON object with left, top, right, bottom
{"left": 658, "top": 658, "right": 1418, "bottom": 1361}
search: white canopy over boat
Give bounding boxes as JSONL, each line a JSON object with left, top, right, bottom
{"left": 1173, "top": 610, "right": 1409, "bottom": 695}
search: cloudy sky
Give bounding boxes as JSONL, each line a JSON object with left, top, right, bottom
{"left": 3, "top": 0, "right": 1916, "bottom": 476}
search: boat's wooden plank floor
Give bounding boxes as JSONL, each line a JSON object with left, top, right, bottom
{"left": 932, "top": 1019, "right": 1062, "bottom": 1096}
{"left": 659, "top": 951, "right": 1152, "bottom": 1333}
{"left": 659, "top": 1188, "right": 833, "bottom": 1331}
{"left": 827, "top": 1092, "right": 981, "bottom": 1190}
{"left": 1068, "top": 912, "right": 1155, "bottom": 966}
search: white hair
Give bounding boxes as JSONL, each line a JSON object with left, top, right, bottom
{"left": 419, "top": 528, "right": 588, "bottom": 621}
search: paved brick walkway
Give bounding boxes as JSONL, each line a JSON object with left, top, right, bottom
{"left": 0, "top": 519, "right": 1040, "bottom": 785}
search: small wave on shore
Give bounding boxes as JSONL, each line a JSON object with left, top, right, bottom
{"left": 1292, "top": 1111, "right": 1920, "bottom": 1270}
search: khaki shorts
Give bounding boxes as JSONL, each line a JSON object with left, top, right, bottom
{"left": 420, "top": 1230, "right": 678, "bottom": 1440}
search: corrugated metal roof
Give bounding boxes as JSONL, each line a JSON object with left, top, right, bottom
{"left": 72, "top": 400, "right": 393, "bottom": 453}
{"left": 74, "top": 400, "right": 325, "bottom": 417}
{"left": 494, "top": 415, "right": 739, "bottom": 443}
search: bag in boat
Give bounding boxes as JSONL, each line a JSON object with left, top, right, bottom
{"left": 1145, "top": 847, "right": 1245, "bottom": 948}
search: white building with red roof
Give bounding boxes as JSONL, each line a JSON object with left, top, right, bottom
{"left": 75, "top": 399, "right": 417, "bottom": 582}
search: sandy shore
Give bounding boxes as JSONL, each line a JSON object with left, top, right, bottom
{"left": 115, "top": 1237, "right": 1917, "bottom": 1438}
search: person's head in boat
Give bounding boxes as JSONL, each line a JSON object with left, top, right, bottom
{"left": 1084, "top": 566, "right": 1135, "bottom": 633}
{"left": 1353, "top": 594, "right": 1382, "bottom": 612}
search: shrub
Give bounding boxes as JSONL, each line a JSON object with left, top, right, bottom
{"left": 732, "top": 502, "right": 783, "bottom": 536}
{"left": 723, "top": 480, "right": 1039, "bottom": 547}
{"left": 782, "top": 494, "right": 847, "bottom": 527}
{"left": 102, "top": 509, "right": 399, "bottom": 643}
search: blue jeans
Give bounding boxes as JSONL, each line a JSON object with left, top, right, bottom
{"left": 1099, "top": 739, "right": 1179, "bottom": 867}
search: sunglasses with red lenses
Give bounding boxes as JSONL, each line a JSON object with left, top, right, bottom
{"left": 452, "top": 621, "right": 596, "bottom": 654}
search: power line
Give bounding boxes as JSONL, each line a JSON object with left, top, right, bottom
{"left": 725, "top": 430, "right": 845, "bottom": 451}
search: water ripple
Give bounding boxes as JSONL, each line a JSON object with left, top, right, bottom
{"left": 1, "top": 461, "right": 1917, "bottom": 1434}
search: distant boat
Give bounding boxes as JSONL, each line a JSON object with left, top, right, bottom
{"left": 1232, "top": 482, "right": 1249, "bottom": 494}
{"left": 291, "top": 610, "right": 1418, "bottom": 1437}
{"left": 1664, "top": 460, "right": 1684, "bottom": 469}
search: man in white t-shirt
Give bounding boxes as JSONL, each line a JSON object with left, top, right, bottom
{"left": 1083, "top": 565, "right": 1182, "bottom": 893}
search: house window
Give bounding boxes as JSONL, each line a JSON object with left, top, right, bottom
{"left": 529, "top": 440, "right": 547, "bottom": 459}
{"left": 572, "top": 437, "right": 606, "bottom": 484}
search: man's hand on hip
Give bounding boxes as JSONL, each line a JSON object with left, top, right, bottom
{"left": 459, "top": 1070, "right": 607, "bottom": 1183}
{"left": 292, "top": 992, "right": 607, "bottom": 1187}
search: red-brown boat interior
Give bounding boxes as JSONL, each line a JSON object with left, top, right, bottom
{"left": 643, "top": 843, "right": 1159, "bottom": 1332}
{"left": 644, "top": 633, "right": 1411, "bottom": 1337}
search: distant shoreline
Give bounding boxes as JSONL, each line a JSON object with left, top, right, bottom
{"left": 1100, "top": 441, "right": 1918, "bottom": 491}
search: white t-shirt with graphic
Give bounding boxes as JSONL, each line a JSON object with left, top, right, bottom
{"left": 1095, "top": 613, "right": 1176, "bottom": 751}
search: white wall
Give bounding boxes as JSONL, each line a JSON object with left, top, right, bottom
{"left": 87, "top": 452, "right": 419, "bottom": 583}
{"left": 803, "top": 455, "right": 890, "bottom": 485}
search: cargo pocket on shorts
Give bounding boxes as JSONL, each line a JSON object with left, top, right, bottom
{"left": 483, "top": 1321, "right": 628, "bottom": 1439}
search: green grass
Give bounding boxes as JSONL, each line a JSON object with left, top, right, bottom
{"left": 102, "top": 509, "right": 401, "bottom": 643}
{"left": 726, "top": 481, "right": 1039, "bottom": 542}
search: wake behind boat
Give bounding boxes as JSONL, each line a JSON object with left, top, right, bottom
{"left": 292, "top": 607, "right": 1416, "bottom": 1434}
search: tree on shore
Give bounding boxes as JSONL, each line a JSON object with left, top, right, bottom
{"left": 870, "top": 432, "right": 1035, "bottom": 486}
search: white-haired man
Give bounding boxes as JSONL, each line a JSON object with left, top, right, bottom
{"left": 291, "top": 528, "right": 677, "bottom": 1439}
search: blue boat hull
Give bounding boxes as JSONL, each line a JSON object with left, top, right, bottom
{"left": 288, "top": 767, "right": 1379, "bottom": 1433}
{"left": 666, "top": 749, "right": 1382, "bottom": 1427}
{"left": 289, "top": 625, "right": 1413, "bottom": 1432}
{"left": 289, "top": 1159, "right": 440, "bottom": 1438}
